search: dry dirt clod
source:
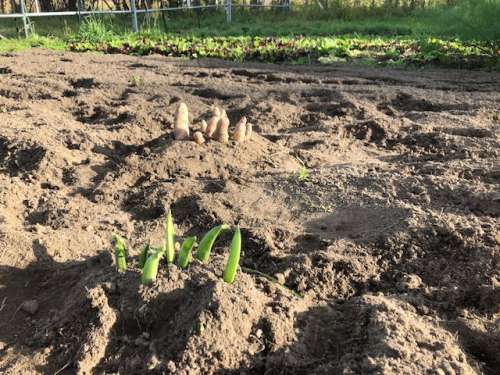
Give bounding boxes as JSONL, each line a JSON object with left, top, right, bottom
{"left": 275, "top": 273, "right": 286, "bottom": 285}
{"left": 233, "top": 117, "right": 247, "bottom": 143}
{"left": 20, "top": 300, "right": 39, "bottom": 315}
{"left": 214, "top": 116, "right": 230, "bottom": 143}
{"left": 174, "top": 102, "right": 190, "bottom": 140}
{"left": 397, "top": 274, "right": 423, "bottom": 291}
{"left": 193, "top": 131, "right": 206, "bottom": 145}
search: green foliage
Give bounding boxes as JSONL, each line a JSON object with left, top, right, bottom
{"left": 129, "top": 74, "right": 144, "bottom": 87}
{"left": 223, "top": 226, "right": 241, "bottom": 284}
{"left": 0, "top": 5, "right": 498, "bottom": 67}
{"left": 112, "top": 234, "right": 127, "bottom": 273}
{"left": 77, "top": 16, "right": 116, "bottom": 44}
{"left": 178, "top": 236, "right": 197, "bottom": 269}
{"left": 68, "top": 31, "right": 497, "bottom": 68}
{"left": 446, "top": 0, "right": 500, "bottom": 54}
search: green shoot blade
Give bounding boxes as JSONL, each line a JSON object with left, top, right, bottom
{"left": 112, "top": 234, "right": 127, "bottom": 273}
{"left": 178, "top": 236, "right": 197, "bottom": 269}
{"left": 142, "top": 247, "right": 163, "bottom": 285}
{"left": 165, "top": 209, "right": 175, "bottom": 264}
{"left": 223, "top": 226, "right": 241, "bottom": 284}
{"left": 195, "top": 224, "right": 230, "bottom": 263}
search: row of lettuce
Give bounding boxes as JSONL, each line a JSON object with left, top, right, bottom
{"left": 68, "top": 35, "right": 499, "bottom": 69}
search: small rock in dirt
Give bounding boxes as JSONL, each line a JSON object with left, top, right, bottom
{"left": 274, "top": 273, "right": 286, "bottom": 285}
{"left": 103, "top": 282, "right": 117, "bottom": 293}
{"left": 127, "top": 355, "right": 141, "bottom": 369}
{"left": 147, "top": 353, "right": 161, "bottom": 370}
{"left": 20, "top": 300, "right": 39, "bottom": 315}
{"left": 134, "top": 336, "right": 149, "bottom": 347}
{"left": 255, "top": 329, "right": 263, "bottom": 338}
{"left": 0, "top": 341, "right": 7, "bottom": 351}
{"left": 166, "top": 360, "right": 177, "bottom": 373}
{"left": 397, "top": 274, "right": 422, "bottom": 291}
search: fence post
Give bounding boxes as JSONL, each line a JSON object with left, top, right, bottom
{"left": 77, "top": 0, "right": 84, "bottom": 23}
{"left": 20, "top": 0, "right": 29, "bottom": 37}
{"left": 130, "top": 0, "right": 139, "bottom": 32}
{"left": 226, "top": 0, "right": 232, "bottom": 23}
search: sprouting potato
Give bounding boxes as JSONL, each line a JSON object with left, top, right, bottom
{"left": 200, "top": 120, "right": 208, "bottom": 133}
{"left": 245, "top": 123, "right": 253, "bottom": 141}
{"left": 233, "top": 117, "right": 247, "bottom": 143}
{"left": 214, "top": 116, "right": 230, "bottom": 143}
{"left": 174, "top": 102, "right": 190, "bottom": 140}
{"left": 193, "top": 131, "right": 206, "bottom": 144}
{"left": 205, "top": 114, "right": 220, "bottom": 138}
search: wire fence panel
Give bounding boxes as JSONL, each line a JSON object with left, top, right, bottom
{"left": 0, "top": 0, "right": 290, "bottom": 36}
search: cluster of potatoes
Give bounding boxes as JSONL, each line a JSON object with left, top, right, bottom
{"left": 173, "top": 102, "right": 253, "bottom": 145}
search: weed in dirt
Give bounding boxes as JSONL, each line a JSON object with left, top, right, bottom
{"left": 296, "top": 157, "right": 311, "bottom": 184}
{"left": 129, "top": 74, "right": 144, "bottom": 87}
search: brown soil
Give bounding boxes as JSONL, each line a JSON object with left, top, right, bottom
{"left": 0, "top": 49, "right": 499, "bottom": 375}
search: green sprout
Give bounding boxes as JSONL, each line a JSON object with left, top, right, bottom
{"left": 178, "top": 236, "right": 197, "bottom": 269}
{"left": 130, "top": 74, "right": 143, "bottom": 87}
{"left": 195, "top": 224, "right": 230, "bottom": 263}
{"left": 141, "top": 247, "right": 163, "bottom": 285}
{"left": 164, "top": 209, "right": 175, "bottom": 264}
{"left": 298, "top": 164, "right": 310, "bottom": 183}
{"left": 223, "top": 226, "right": 241, "bottom": 284}
{"left": 112, "top": 234, "right": 127, "bottom": 273}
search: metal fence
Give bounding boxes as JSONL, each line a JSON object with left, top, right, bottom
{"left": 0, "top": 1, "right": 292, "bottom": 37}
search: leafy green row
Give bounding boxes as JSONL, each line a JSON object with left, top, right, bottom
{"left": 112, "top": 210, "right": 242, "bottom": 285}
{"left": 70, "top": 34, "right": 498, "bottom": 68}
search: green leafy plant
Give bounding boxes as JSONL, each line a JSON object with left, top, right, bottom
{"left": 129, "top": 74, "right": 144, "bottom": 87}
{"left": 112, "top": 234, "right": 127, "bottom": 272}
{"left": 298, "top": 165, "right": 310, "bottom": 183}
{"left": 295, "top": 157, "right": 310, "bottom": 183}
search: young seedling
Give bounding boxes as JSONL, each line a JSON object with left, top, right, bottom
{"left": 141, "top": 247, "right": 163, "bottom": 285}
{"left": 178, "top": 236, "right": 197, "bottom": 269}
{"left": 295, "top": 156, "right": 310, "bottom": 183}
{"left": 164, "top": 210, "right": 175, "bottom": 264}
{"left": 112, "top": 234, "right": 127, "bottom": 273}
{"left": 130, "top": 75, "right": 143, "bottom": 87}
{"left": 195, "top": 224, "right": 230, "bottom": 263}
{"left": 298, "top": 165, "right": 310, "bottom": 183}
{"left": 223, "top": 226, "right": 241, "bottom": 284}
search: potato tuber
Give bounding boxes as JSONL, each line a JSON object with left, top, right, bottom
{"left": 174, "top": 102, "right": 190, "bottom": 140}
{"left": 245, "top": 123, "right": 253, "bottom": 141}
{"left": 233, "top": 117, "right": 247, "bottom": 143}
{"left": 193, "top": 131, "right": 206, "bottom": 144}
{"left": 200, "top": 120, "right": 208, "bottom": 133}
{"left": 214, "top": 116, "right": 230, "bottom": 143}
